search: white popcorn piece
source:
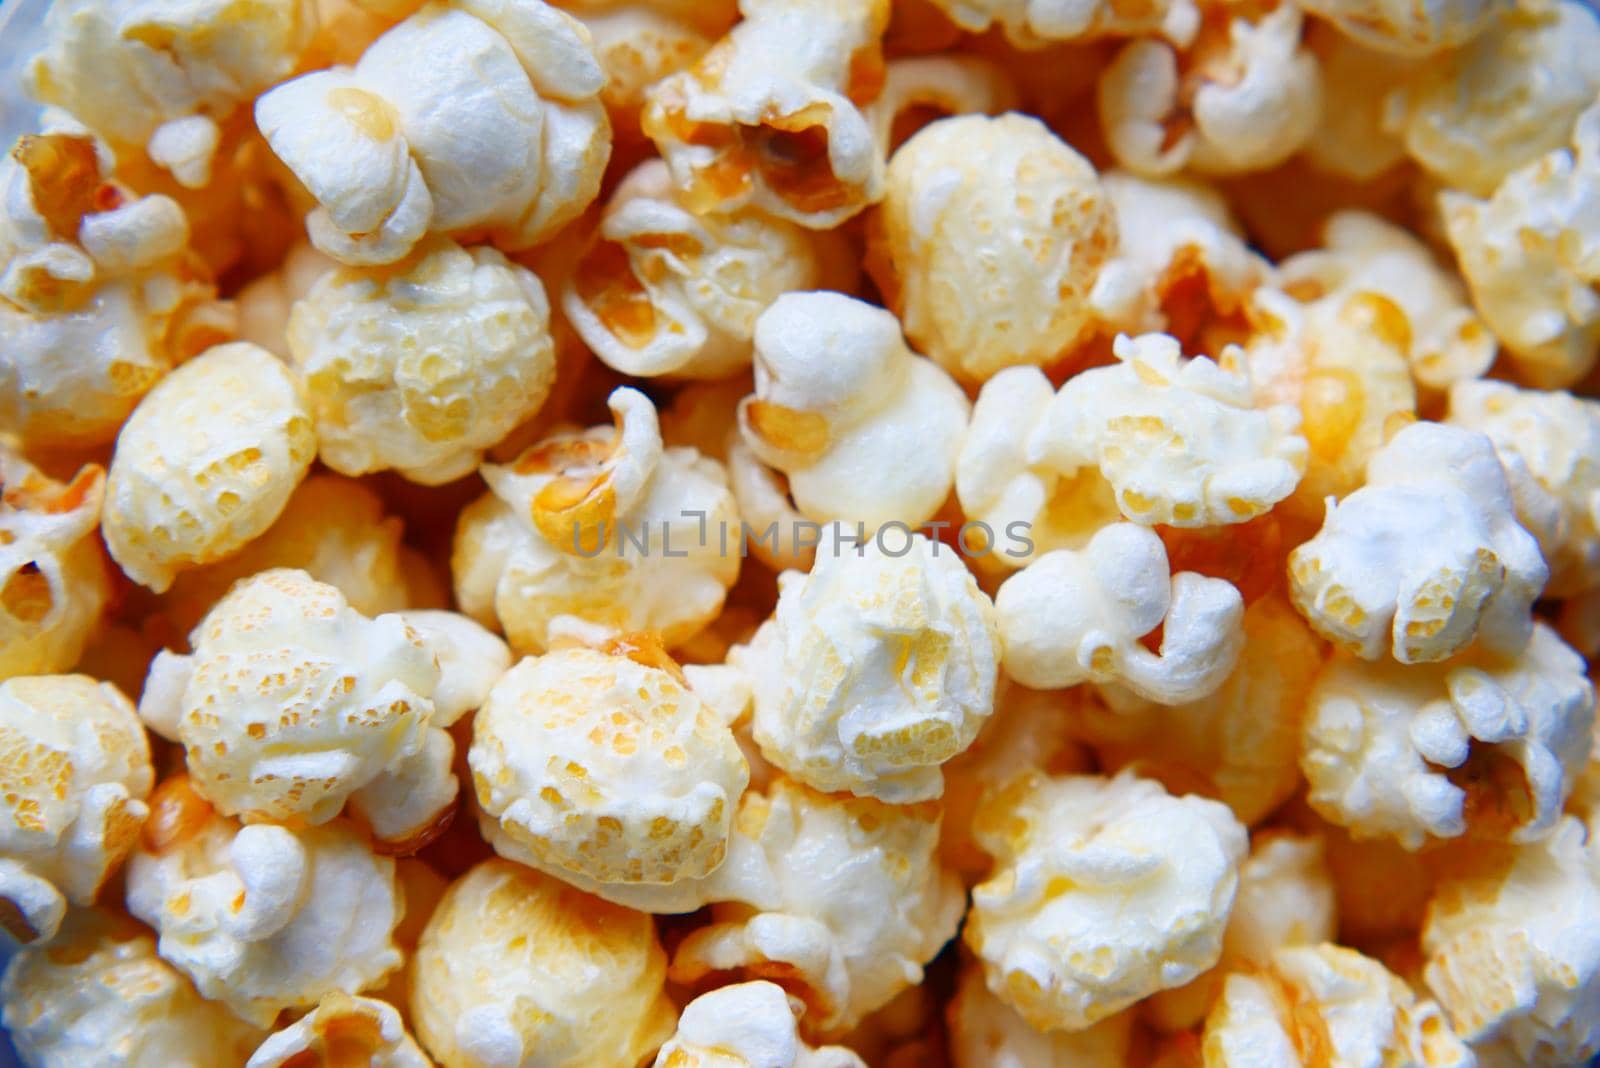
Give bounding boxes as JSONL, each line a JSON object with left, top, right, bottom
{"left": 247, "top": 991, "right": 430, "bottom": 1068}
{"left": 861, "top": 53, "right": 1016, "bottom": 158}
{"left": 1098, "top": 3, "right": 1321, "bottom": 178}
{"left": 1442, "top": 100, "right": 1600, "bottom": 389}
{"left": 256, "top": 0, "right": 611, "bottom": 265}
{"left": 138, "top": 569, "right": 455, "bottom": 853}
{"left": 1294, "top": 0, "right": 1499, "bottom": 55}
{"left": 1203, "top": 943, "right": 1474, "bottom": 1067}
{"left": 0, "top": 445, "right": 109, "bottom": 682}
{"left": 0, "top": 908, "right": 265, "bottom": 1068}
{"left": 869, "top": 113, "right": 1117, "bottom": 382}
{"left": 453, "top": 386, "right": 741, "bottom": 653}
{"left": 641, "top": 0, "right": 890, "bottom": 229}
{"left": 235, "top": 241, "right": 337, "bottom": 358}
{"left": 653, "top": 981, "right": 868, "bottom": 1067}
{"left": 995, "top": 523, "right": 1245, "bottom": 705}
{"left": 0, "top": 675, "right": 152, "bottom": 944}
{"left": 471, "top": 640, "right": 748, "bottom": 887}
{"left": 1424, "top": 817, "right": 1600, "bottom": 1066}
{"left": 964, "top": 770, "right": 1248, "bottom": 1031}
{"left": 102, "top": 342, "right": 316, "bottom": 593}
{"left": 562, "top": 160, "right": 844, "bottom": 380}
{"left": 737, "top": 292, "right": 969, "bottom": 532}
{"left": 734, "top": 527, "right": 1000, "bottom": 803}
{"left": 287, "top": 237, "right": 557, "bottom": 485}
{"left": 396, "top": 609, "right": 510, "bottom": 726}
{"left": 1301, "top": 623, "right": 1595, "bottom": 849}
{"left": 947, "top": 963, "right": 1136, "bottom": 1068}
{"left": 578, "top": 7, "right": 712, "bottom": 146}
{"left": 925, "top": 0, "right": 1199, "bottom": 48}
{"left": 410, "top": 858, "right": 676, "bottom": 1068}
{"left": 26, "top": 0, "right": 317, "bottom": 186}
{"left": 1384, "top": 0, "right": 1600, "bottom": 197}
{"left": 126, "top": 776, "right": 403, "bottom": 1027}
{"left": 1300, "top": 26, "right": 1412, "bottom": 181}
{"left": 726, "top": 436, "right": 824, "bottom": 573}
{"left": 1288, "top": 422, "right": 1547, "bottom": 664}
{"left": 1447, "top": 380, "right": 1600, "bottom": 598}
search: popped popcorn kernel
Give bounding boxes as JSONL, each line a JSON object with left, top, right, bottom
{"left": 1293, "top": 0, "right": 1499, "bottom": 55}
{"left": 0, "top": 675, "right": 152, "bottom": 944}
{"left": 735, "top": 526, "right": 1000, "bottom": 803}
{"left": 287, "top": 237, "right": 557, "bottom": 484}
{"left": 409, "top": 858, "right": 675, "bottom": 1068}
{"left": 925, "top": 0, "right": 1200, "bottom": 48}
{"left": 652, "top": 981, "right": 868, "bottom": 1067}
{"left": 738, "top": 292, "right": 969, "bottom": 532}
{"left": 578, "top": 7, "right": 713, "bottom": 148}
{"left": 869, "top": 113, "right": 1117, "bottom": 382}
{"left": 1288, "top": 421, "right": 1547, "bottom": 664}
{"left": 964, "top": 769, "right": 1248, "bottom": 1032}
{"left": 247, "top": 991, "right": 430, "bottom": 1068}
{"left": 0, "top": 907, "right": 264, "bottom": 1068}
{"left": 102, "top": 342, "right": 316, "bottom": 593}
{"left": 0, "top": 445, "right": 109, "bottom": 681}
{"left": 863, "top": 53, "right": 1016, "bottom": 156}
{"left": 235, "top": 241, "right": 337, "bottom": 357}
{"left": 948, "top": 962, "right": 1136, "bottom": 1068}
{"left": 1301, "top": 623, "right": 1595, "bottom": 849}
{"left": 126, "top": 778, "right": 404, "bottom": 1027}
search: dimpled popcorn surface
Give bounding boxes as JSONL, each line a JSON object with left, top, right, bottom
{"left": 8, "top": 0, "right": 1600, "bottom": 1064}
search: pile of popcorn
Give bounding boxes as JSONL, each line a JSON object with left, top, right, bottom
{"left": 5, "top": 0, "right": 1600, "bottom": 1064}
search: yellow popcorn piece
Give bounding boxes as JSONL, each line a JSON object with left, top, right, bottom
{"left": 948, "top": 962, "right": 1136, "bottom": 1068}
{"left": 577, "top": 6, "right": 713, "bottom": 149}
{"left": 0, "top": 675, "right": 152, "bottom": 945}
{"left": 0, "top": 907, "right": 265, "bottom": 1067}
{"left": 965, "top": 769, "right": 1248, "bottom": 1032}
{"left": 410, "top": 858, "right": 676, "bottom": 1068}
{"left": 1295, "top": 0, "right": 1500, "bottom": 55}
{"left": 126, "top": 776, "right": 404, "bottom": 1028}
{"left": 1300, "top": 26, "right": 1412, "bottom": 181}
{"left": 235, "top": 241, "right": 337, "bottom": 358}
{"left": 652, "top": 981, "right": 868, "bottom": 1067}
{"left": 247, "top": 991, "right": 430, "bottom": 1068}
{"left": 924, "top": 0, "right": 1199, "bottom": 48}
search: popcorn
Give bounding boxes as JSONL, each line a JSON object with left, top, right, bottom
{"left": 235, "top": 241, "right": 336, "bottom": 357}
{"left": 652, "top": 981, "right": 868, "bottom": 1067}
{"left": 995, "top": 523, "right": 1245, "bottom": 705}
{"left": 396, "top": 609, "right": 511, "bottom": 725}
{"left": 0, "top": 908, "right": 265, "bottom": 1067}
{"left": 247, "top": 992, "right": 430, "bottom": 1068}
{"left": 868, "top": 113, "right": 1117, "bottom": 382}
{"left": 862, "top": 54, "right": 1016, "bottom": 155}
{"left": 640, "top": 0, "right": 891, "bottom": 229}
{"left": 948, "top": 963, "right": 1136, "bottom": 1068}
{"left": 1294, "top": 0, "right": 1497, "bottom": 55}
{"left": 1300, "top": 26, "right": 1412, "bottom": 181}
{"left": 578, "top": 7, "right": 712, "bottom": 148}
{"left": 0, "top": 675, "right": 152, "bottom": 943}
{"left": 452, "top": 386, "right": 741, "bottom": 653}
{"left": 286, "top": 237, "right": 557, "bottom": 484}
{"left": 556, "top": 0, "right": 740, "bottom": 36}
{"left": 1098, "top": 3, "right": 1321, "bottom": 177}
{"left": 126, "top": 776, "right": 403, "bottom": 1027}
{"left": 964, "top": 770, "right": 1248, "bottom": 1031}
{"left": 562, "top": 160, "right": 843, "bottom": 379}
{"left": 409, "top": 858, "right": 676, "bottom": 1068}
{"left": 102, "top": 342, "right": 316, "bottom": 593}
{"left": 0, "top": 445, "right": 109, "bottom": 681}
{"left": 1288, "top": 422, "right": 1547, "bottom": 664}
{"left": 1442, "top": 100, "right": 1600, "bottom": 389}
{"left": 737, "top": 292, "right": 969, "bottom": 532}
{"left": 1301, "top": 623, "right": 1595, "bottom": 849}
{"left": 470, "top": 640, "right": 748, "bottom": 886}
{"left": 1203, "top": 943, "right": 1474, "bottom": 1067}
{"left": 138, "top": 569, "right": 455, "bottom": 852}
{"left": 1447, "top": 380, "right": 1600, "bottom": 597}
{"left": 924, "top": 0, "right": 1200, "bottom": 48}
{"left": 26, "top": 0, "right": 317, "bottom": 187}
{"left": 1423, "top": 817, "right": 1600, "bottom": 1065}
{"left": 256, "top": 0, "right": 611, "bottom": 265}
{"left": 1384, "top": 0, "right": 1600, "bottom": 197}
{"left": 734, "top": 527, "right": 1000, "bottom": 802}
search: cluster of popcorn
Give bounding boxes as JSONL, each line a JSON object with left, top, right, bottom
{"left": 2, "top": 0, "right": 1600, "bottom": 1065}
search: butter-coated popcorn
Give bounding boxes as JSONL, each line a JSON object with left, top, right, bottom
{"left": 948, "top": 963, "right": 1135, "bottom": 1068}
{"left": 453, "top": 387, "right": 740, "bottom": 652}
{"left": 925, "top": 0, "right": 1199, "bottom": 48}
{"left": 737, "top": 292, "right": 968, "bottom": 532}
{"left": 1294, "top": 0, "right": 1499, "bottom": 55}
{"left": 410, "top": 858, "right": 676, "bottom": 1068}
{"left": 126, "top": 777, "right": 403, "bottom": 1027}
{"left": 0, "top": 908, "right": 264, "bottom": 1067}
{"left": 1288, "top": 421, "right": 1546, "bottom": 664}
{"left": 1447, "top": 380, "right": 1600, "bottom": 598}
{"left": 247, "top": 991, "right": 430, "bottom": 1068}
{"left": 287, "top": 237, "right": 557, "bottom": 484}
{"left": 736, "top": 527, "right": 999, "bottom": 802}
{"left": 964, "top": 770, "right": 1248, "bottom": 1031}
{"left": 1423, "top": 817, "right": 1600, "bottom": 1065}
{"left": 0, "top": 445, "right": 109, "bottom": 681}
{"left": 256, "top": 0, "right": 610, "bottom": 265}
{"left": 0, "top": 675, "right": 152, "bottom": 944}
{"left": 1301, "top": 623, "right": 1595, "bottom": 849}
{"left": 870, "top": 113, "right": 1116, "bottom": 382}
{"left": 653, "top": 981, "right": 868, "bottom": 1067}
{"left": 563, "top": 161, "right": 840, "bottom": 379}
{"left": 102, "top": 342, "right": 316, "bottom": 593}
{"left": 641, "top": 0, "right": 890, "bottom": 229}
